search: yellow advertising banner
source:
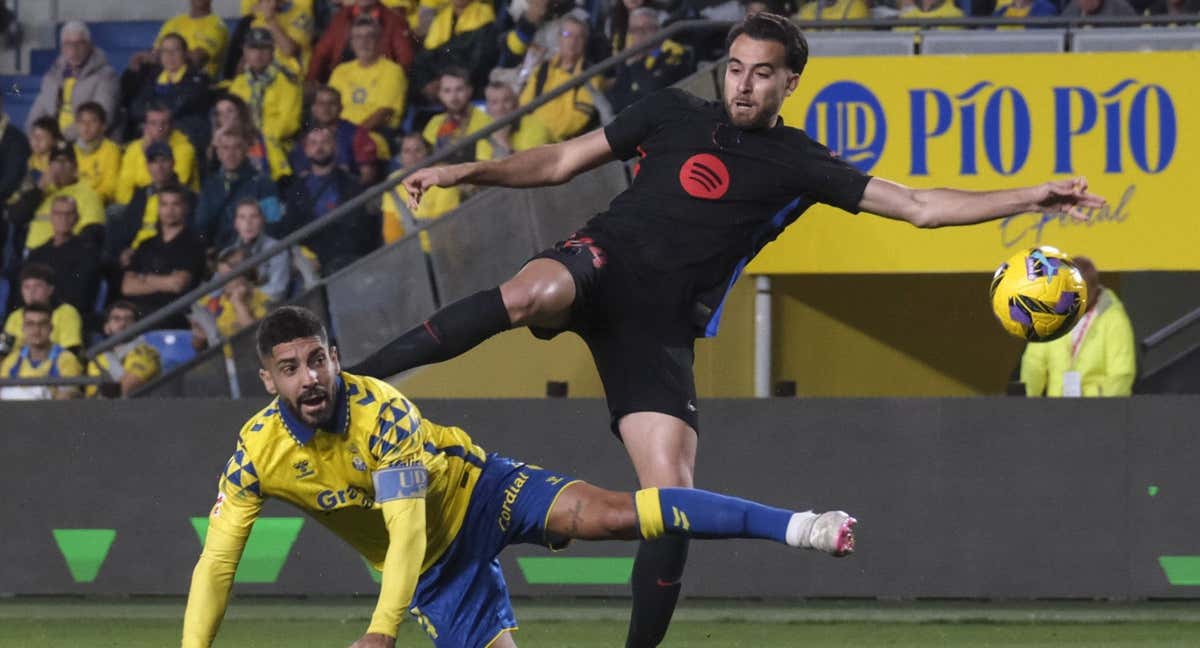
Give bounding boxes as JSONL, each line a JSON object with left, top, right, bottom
{"left": 748, "top": 52, "right": 1197, "bottom": 274}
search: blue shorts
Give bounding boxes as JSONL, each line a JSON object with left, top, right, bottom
{"left": 408, "top": 453, "right": 579, "bottom": 648}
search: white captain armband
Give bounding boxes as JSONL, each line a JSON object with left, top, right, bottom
{"left": 373, "top": 464, "right": 429, "bottom": 502}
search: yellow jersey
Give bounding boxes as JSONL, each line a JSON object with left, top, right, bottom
{"left": 328, "top": 58, "right": 408, "bottom": 130}
{"left": 195, "top": 288, "right": 272, "bottom": 339}
{"left": 423, "top": 1, "right": 495, "bottom": 50}
{"left": 157, "top": 13, "right": 230, "bottom": 78}
{"left": 74, "top": 139, "right": 122, "bottom": 204}
{"left": 240, "top": 0, "right": 315, "bottom": 66}
{"left": 86, "top": 339, "right": 161, "bottom": 398}
{"left": 59, "top": 78, "right": 77, "bottom": 134}
{"left": 229, "top": 66, "right": 303, "bottom": 145}
{"left": 0, "top": 344, "right": 83, "bottom": 399}
{"left": 519, "top": 56, "right": 601, "bottom": 142}
{"left": 182, "top": 373, "right": 486, "bottom": 645}
{"left": 116, "top": 130, "right": 198, "bottom": 205}
{"left": 24, "top": 181, "right": 106, "bottom": 250}
{"left": 895, "top": 1, "right": 965, "bottom": 30}
{"left": 795, "top": 0, "right": 870, "bottom": 21}
{"left": 422, "top": 106, "right": 494, "bottom": 161}
{"left": 381, "top": 177, "right": 461, "bottom": 250}
{"left": 3, "top": 304, "right": 84, "bottom": 352}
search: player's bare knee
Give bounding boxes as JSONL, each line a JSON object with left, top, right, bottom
{"left": 499, "top": 280, "right": 539, "bottom": 324}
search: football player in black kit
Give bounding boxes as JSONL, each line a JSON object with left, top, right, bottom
{"left": 351, "top": 12, "right": 1105, "bottom": 647}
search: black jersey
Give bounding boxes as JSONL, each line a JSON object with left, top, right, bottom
{"left": 590, "top": 88, "right": 871, "bottom": 336}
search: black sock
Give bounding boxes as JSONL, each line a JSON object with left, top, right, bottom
{"left": 626, "top": 536, "right": 690, "bottom": 648}
{"left": 347, "top": 287, "right": 511, "bottom": 377}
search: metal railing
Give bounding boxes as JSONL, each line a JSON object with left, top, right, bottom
{"left": 1142, "top": 306, "right": 1200, "bottom": 352}
{"left": 82, "top": 14, "right": 1198, "bottom": 369}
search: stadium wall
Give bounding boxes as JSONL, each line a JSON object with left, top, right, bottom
{"left": 4, "top": 396, "right": 1200, "bottom": 599}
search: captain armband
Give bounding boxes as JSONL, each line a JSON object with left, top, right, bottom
{"left": 373, "top": 463, "right": 429, "bottom": 503}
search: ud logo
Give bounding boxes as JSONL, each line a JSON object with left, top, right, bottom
{"left": 805, "top": 81, "right": 886, "bottom": 173}
{"left": 352, "top": 88, "right": 368, "bottom": 105}
{"left": 293, "top": 460, "right": 315, "bottom": 479}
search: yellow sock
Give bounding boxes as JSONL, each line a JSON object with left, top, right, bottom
{"left": 634, "top": 488, "right": 665, "bottom": 540}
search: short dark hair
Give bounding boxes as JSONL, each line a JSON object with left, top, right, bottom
{"left": 158, "top": 181, "right": 188, "bottom": 200}
{"left": 725, "top": 12, "right": 808, "bottom": 74}
{"left": 107, "top": 300, "right": 140, "bottom": 320}
{"left": 31, "top": 116, "right": 63, "bottom": 140}
{"left": 144, "top": 100, "right": 172, "bottom": 119}
{"left": 23, "top": 303, "right": 53, "bottom": 318}
{"left": 315, "top": 85, "right": 342, "bottom": 104}
{"left": 159, "top": 31, "right": 189, "bottom": 51}
{"left": 439, "top": 65, "right": 472, "bottom": 86}
{"left": 76, "top": 101, "right": 108, "bottom": 124}
{"left": 18, "top": 262, "right": 56, "bottom": 286}
{"left": 256, "top": 306, "right": 328, "bottom": 361}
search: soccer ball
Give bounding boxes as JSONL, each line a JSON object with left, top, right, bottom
{"left": 990, "top": 246, "right": 1088, "bottom": 342}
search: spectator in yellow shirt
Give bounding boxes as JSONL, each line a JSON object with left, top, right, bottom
{"left": 23, "top": 117, "right": 61, "bottom": 188}
{"left": 155, "top": 0, "right": 230, "bottom": 79}
{"left": 15, "top": 143, "right": 105, "bottom": 252}
{"left": 423, "top": 66, "right": 493, "bottom": 163}
{"left": 116, "top": 102, "right": 199, "bottom": 205}
{"left": 328, "top": 17, "right": 408, "bottom": 131}
{"left": 795, "top": 0, "right": 870, "bottom": 21}
{"left": 2, "top": 263, "right": 84, "bottom": 356}
{"left": 226, "top": 0, "right": 315, "bottom": 75}
{"left": 86, "top": 300, "right": 162, "bottom": 398}
{"left": 895, "top": 0, "right": 966, "bottom": 30}
{"left": 191, "top": 247, "right": 272, "bottom": 349}
{"left": 229, "top": 28, "right": 303, "bottom": 165}
{"left": 483, "top": 77, "right": 551, "bottom": 157}
{"left": 0, "top": 304, "right": 82, "bottom": 400}
{"left": 1020, "top": 257, "right": 1136, "bottom": 398}
{"left": 72, "top": 102, "right": 121, "bottom": 204}
{"left": 382, "top": 133, "right": 460, "bottom": 248}
{"left": 519, "top": 13, "right": 601, "bottom": 142}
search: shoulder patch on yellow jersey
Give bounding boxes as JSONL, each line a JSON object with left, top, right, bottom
{"left": 222, "top": 441, "right": 261, "bottom": 497}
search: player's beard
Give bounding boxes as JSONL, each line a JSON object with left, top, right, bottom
{"left": 725, "top": 95, "right": 782, "bottom": 131}
{"left": 294, "top": 385, "right": 333, "bottom": 426}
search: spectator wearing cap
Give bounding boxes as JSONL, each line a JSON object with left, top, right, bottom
{"left": 519, "top": 13, "right": 603, "bottom": 142}
{"left": 116, "top": 102, "right": 199, "bottom": 205}
{"left": 86, "top": 300, "right": 161, "bottom": 398}
{"left": 26, "top": 21, "right": 119, "bottom": 142}
{"left": 381, "top": 132, "right": 460, "bottom": 247}
{"left": 281, "top": 126, "right": 376, "bottom": 275}
{"left": 230, "top": 28, "right": 303, "bottom": 173}
{"left": 290, "top": 86, "right": 359, "bottom": 176}
{"left": 7, "top": 142, "right": 105, "bottom": 253}
{"left": 221, "top": 198, "right": 291, "bottom": 303}
{"left": 72, "top": 102, "right": 122, "bottom": 204}
{"left": 605, "top": 8, "right": 694, "bottom": 113}
{"left": 121, "top": 183, "right": 207, "bottom": 329}
{"left": 410, "top": 0, "right": 499, "bottom": 99}
{"left": 483, "top": 77, "right": 550, "bottom": 158}
{"left": 424, "top": 66, "right": 493, "bottom": 163}
{"left": 113, "top": 141, "right": 196, "bottom": 259}
{"left": 0, "top": 303, "right": 83, "bottom": 401}
{"left": 328, "top": 17, "right": 409, "bottom": 132}
{"left": 308, "top": 0, "right": 415, "bottom": 85}
{"left": 225, "top": 0, "right": 315, "bottom": 78}
{"left": 25, "top": 196, "right": 102, "bottom": 314}
{"left": 128, "top": 32, "right": 213, "bottom": 156}
{"left": 153, "top": 0, "right": 230, "bottom": 79}
{"left": 0, "top": 93, "right": 31, "bottom": 209}
{"left": 197, "top": 128, "right": 286, "bottom": 250}
{"left": 2, "top": 263, "right": 84, "bottom": 356}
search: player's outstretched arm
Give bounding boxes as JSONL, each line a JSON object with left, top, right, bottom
{"left": 350, "top": 467, "right": 429, "bottom": 648}
{"left": 401, "top": 128, "right": 616, "bottom": 209}
{"left": 181, "top": 492, "right": 261, "bottom": 648}
{"left": 859, "top": 176, "right": 1106, "bottom": 228}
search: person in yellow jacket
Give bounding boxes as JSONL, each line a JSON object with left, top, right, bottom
{"left": 422, "top": 67, "right": 493, "bottom": 162}
{"left": 22, "top": 145, "right": 105, "bottom": 251}
{"left": 72, "top": 102, "right": 121, "bottom": 204}
{"left": 484, "top": 78, "right": 551, "bottom": 157}
{"left": 116, "top": 103, "right": 198, "bottom": 205}
{"left": 794, "top": 0, "right": 870, "bottom": 21}
{"left": 156, "top": 0, "right": 230, "bottom": 78}
{"left": 229, "top": 29, "right": 303, "bottom": 164}
{"left": 422, "top": 0, "right": 494, "bottom": 50}
{"left": 382, "top": 134, "right": 461, "bottom": 250}
{"left": 518, "top": 14, "right": 601, "bottom": 142}
{"left": 239, "top": 0, "right": 315, "bottom": 66}
{"left": 86, "top": 301, "right": 162, "bottom": 398}
{"left": 1021, "top": 257, "right": 1136, "bottom": 397}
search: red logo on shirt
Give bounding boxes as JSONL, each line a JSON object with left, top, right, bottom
{"left": 678, "top": 154, "right": 730, "bottom": 200}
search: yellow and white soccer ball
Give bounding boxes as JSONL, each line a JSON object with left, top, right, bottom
{"left": 990, "top": 246, "right": 1089, "bottom": 342}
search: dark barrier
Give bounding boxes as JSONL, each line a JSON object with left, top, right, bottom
{"left": 2, "top": 397, "right": 1199, "bottom": 599}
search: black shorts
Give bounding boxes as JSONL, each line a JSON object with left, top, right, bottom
{"left": 529, "top": 232, "right": 700, "bottom": 436}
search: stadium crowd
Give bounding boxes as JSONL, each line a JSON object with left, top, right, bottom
{"left": 0, "top": 0, "right": 1192, "bottom": 400}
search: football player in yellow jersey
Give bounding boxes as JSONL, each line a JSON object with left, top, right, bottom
{"left": 182, "top": 306, "right": 857, "bottom": 648}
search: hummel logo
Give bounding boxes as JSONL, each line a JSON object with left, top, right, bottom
{"left": 686, "top": 401, "right": 697, "bottom": 413}
{"left": 293, "top": 460, "right": 315, "bottom": 479}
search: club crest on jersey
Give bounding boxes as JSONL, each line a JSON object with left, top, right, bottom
{"left": 352, "top": 456, "right": 368, "bottom": 472}
{"left": 293, "top": 460, "right": 315, "bottom": 479}
{"left": 678, "top": 153, "right": 730, "bottom": 200}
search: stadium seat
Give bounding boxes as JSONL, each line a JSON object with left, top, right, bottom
{"left": 78, "top": 21, "right": 163, "bottom": 52}
{"left": 29, "top": 49, "right": 55, "bottom": 75}
{"left": 142, "top": 329, "right": 197, "bottom": 372}
{"left": 0, "top": 74, "right": 40, "bottom": 127}
{"left": 921, "top": 30, "right": 1067, "bottom": 55}
{"left": 806, "top": 32, "right": 916, "bottom": 57}
{"left": 1072, "top": 27, "right": 1200, "bottom": 53}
